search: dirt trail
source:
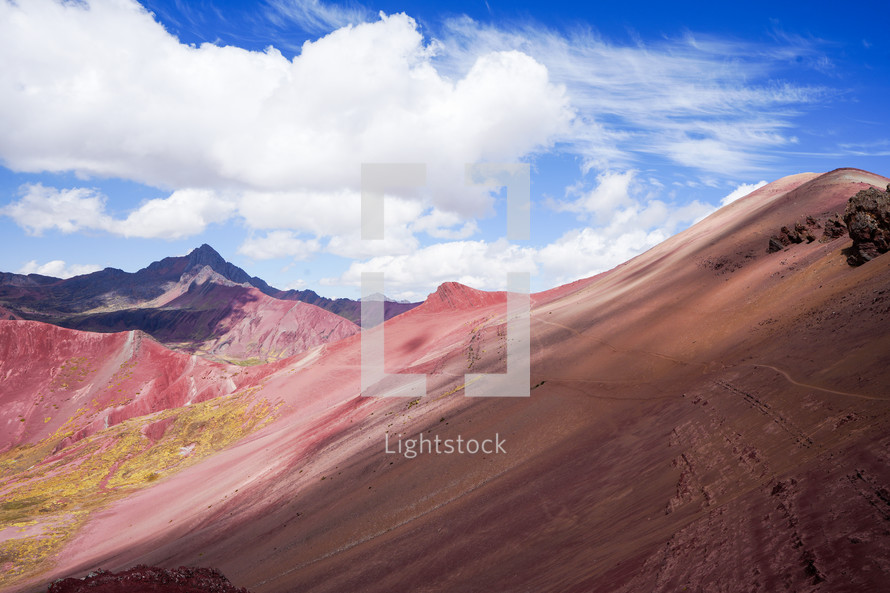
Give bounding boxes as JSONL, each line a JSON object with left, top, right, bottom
{"left": 750, "top": 364, "right": 888, "bottom": 401}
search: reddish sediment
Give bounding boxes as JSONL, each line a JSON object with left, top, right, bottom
{"left": 4, "top": 168, "right": 890, "bottom": 593}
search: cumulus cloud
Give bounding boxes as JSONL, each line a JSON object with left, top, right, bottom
{"left": 18, "top": 259, "right": 102, "bottom": 279}
{"left": 720, "top": 180, "right": 769, "bottom": 206}
{"left": 0, "top": 1, "right": 571, "bottom": 220}
{"left": 238, "top": 230, "right": 321, "bottom": 260}
{"left": 553, "top": 169, "right": 712, "bottom": 230}
{"left": 534, "top": 171, "right": 714, "bottom": 286}
{"left": 2, "top": 184, "right": 232, "bottom": 239}
{"left": 536, "top": 227, "right": 665, "bottom": 285}
{"left": 0, "top": 2, "right": 823, "bottom": 216}
{"left": 0, "top": 1, "right": 832, "bottom": 298}
{"left": 1, "top": 184, "right": 113, "bottom": 236}
{"left": 327, "top": 170, "right": 716, "bottom": 298}
{"left": 328, "top": 238, "right": 539, "bottom": 301}
{"left": 553, "top": 171, "right": 638, "bottom": 221}
{"left": 411, "top": 209, "right": 479, "bottom": 240}
{"left": 116, "top": 189, "right": 236, "bottom": 239}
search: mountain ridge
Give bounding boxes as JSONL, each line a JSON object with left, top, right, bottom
{"left": 0, "top": 243, "right": 420, "bottom": 325}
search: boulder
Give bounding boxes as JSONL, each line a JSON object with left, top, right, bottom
{"left": 844, "top": 184, "right": 890, "bottom": 265}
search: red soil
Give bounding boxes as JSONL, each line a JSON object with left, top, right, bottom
{"left": 6, "top": 168, "right": 890, "bottom": 593}
{"left": 0, "top": 322, "right": 248, "bottom": 451}
{"left": 161, "top": 280, "right": 360, "bottom": 361}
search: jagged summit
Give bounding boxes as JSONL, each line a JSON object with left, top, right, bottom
{"left": 183, "top": 244, "right": 230, "bottom": 273}
{"left": 140, "top": 244, "right": 272, "bottom": 293}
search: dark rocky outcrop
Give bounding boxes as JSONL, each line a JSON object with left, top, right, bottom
{"left": 844, "top": 184, "right": 890, "bottom": 266}
{"left": 767, "top": 213, "right": 849, "bottom": 254}
{"left": 821, "top": 214, "right": 847, "bottom": 240}
{"left": 48, "top": 566, "right": 251, "bottom": 593}
{"left": 768, "top": 220, "right": 817, "bottom": 253}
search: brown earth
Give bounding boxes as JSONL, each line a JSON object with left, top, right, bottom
{"left": 2, "top": 167, "right": 889, "bottom": 593}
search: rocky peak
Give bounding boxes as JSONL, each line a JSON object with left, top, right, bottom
{"left": 423, "top": 282, "right": 503, "bottom": 312}
{"left": 186, "top": 243, "right": 228, "bottom": 270}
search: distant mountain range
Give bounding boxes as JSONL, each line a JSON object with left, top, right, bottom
{"left": 0, "top": 244, "right": 419, "bottom": 362}
{"left": 0, "top": 243, "right": 418, "bottom": 322}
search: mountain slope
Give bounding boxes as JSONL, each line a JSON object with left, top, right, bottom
{"left": 0, "top": 321, "right": 259, "bottom": 453}
{"left": 0, "top": 247, "right": 365, "bottom": 363}
{"left": 3, "top": 168, "right": 890, "bottom": 593}
{"left": 55, "top": 267, "right": 360, "bottom": 363}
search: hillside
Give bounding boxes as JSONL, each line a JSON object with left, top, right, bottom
{"left": 2, "top": 168, "right": 890, "bottom": 592}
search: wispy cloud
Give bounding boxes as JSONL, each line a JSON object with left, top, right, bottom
{"left": 0, "top": 0, "right": 842, "bottom": 296}
{"left": 263, "top": 0, "right": 369, "bottom": 34}
{"left": 436, "top": 18, "right": 830, "bottom": 175}
{"left": 836, "top": 140, "right": 890, "bottom": 157}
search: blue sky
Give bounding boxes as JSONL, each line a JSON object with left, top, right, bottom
{"left": 1, "top": 0, "right": 888, "bottom": 300}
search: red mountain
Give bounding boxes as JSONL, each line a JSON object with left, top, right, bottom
{"left": 52, "top": 266, "right": 360, "bottom": 363}
{"left": 0, "top": 321, "right": 258, "bottom": 452}
{"left": 0, "top": 247, "right": 365, "bottom": 363}
{"left": 2, "top": 168, "right": 890, "bottom": 593}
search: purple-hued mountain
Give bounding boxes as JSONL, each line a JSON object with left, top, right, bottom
{"left": 0, "top": 245, "right": 418, "bottom": 362}
{"left": 0, "top": 244, "right": 418, "bottom": 324}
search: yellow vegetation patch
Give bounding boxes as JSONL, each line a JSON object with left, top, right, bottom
{"left": 0, "top": 387, "right": 280, "bottom": 589}
{"left": 50, "top": 357, "right": 97, "bottom": 392}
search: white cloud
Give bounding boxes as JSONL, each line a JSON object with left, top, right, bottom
{"left": 1, "top": 184, "right": 233, "bottom": 239}
{"left": 236, "top": 189, "right": 360, "bottom": 236}
{"left": 537, "top": 174, "right": 713, "bottom": 285}
{"left": 263, "top": 0, "right": 369, "bottom": 34}
{"left": 1, "top": 184, "right": 112, "bottom": 235}
{"left": 0, "top": 1, "right": 832, "bottom": 296}
{"left": 328, "top": 238, "right": 538, "bottom": 299}
{"left": 238, "top": 230, "right": 321, "bottom": 260}
{"left": 720, "top": 180, "right": 769, "bottom": 206}
{"left": 116, "top": 189, "right": 236, "bottom": 239}
{"left": 438, "top": 18, "right": 826, "bottom": 175}
{"left": 18, "top": 259, "right": 102, "bottom": 279}
{"left": 325, "top": 171, "right": 715, "bottom": 297}
{"left": 282, "top": 277, "right": 309, "bottom": 290}
{"left": 554, "top": 170, "right": 637, "bottom": 221}
{"left": 0, "top": 2, "right": 572, "bottom": 219}
{"left": 411, "top": 208, "right": 479, "bottom": 240}
{"left": 536, "top": 226, "right": 665, "bottom": 285}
